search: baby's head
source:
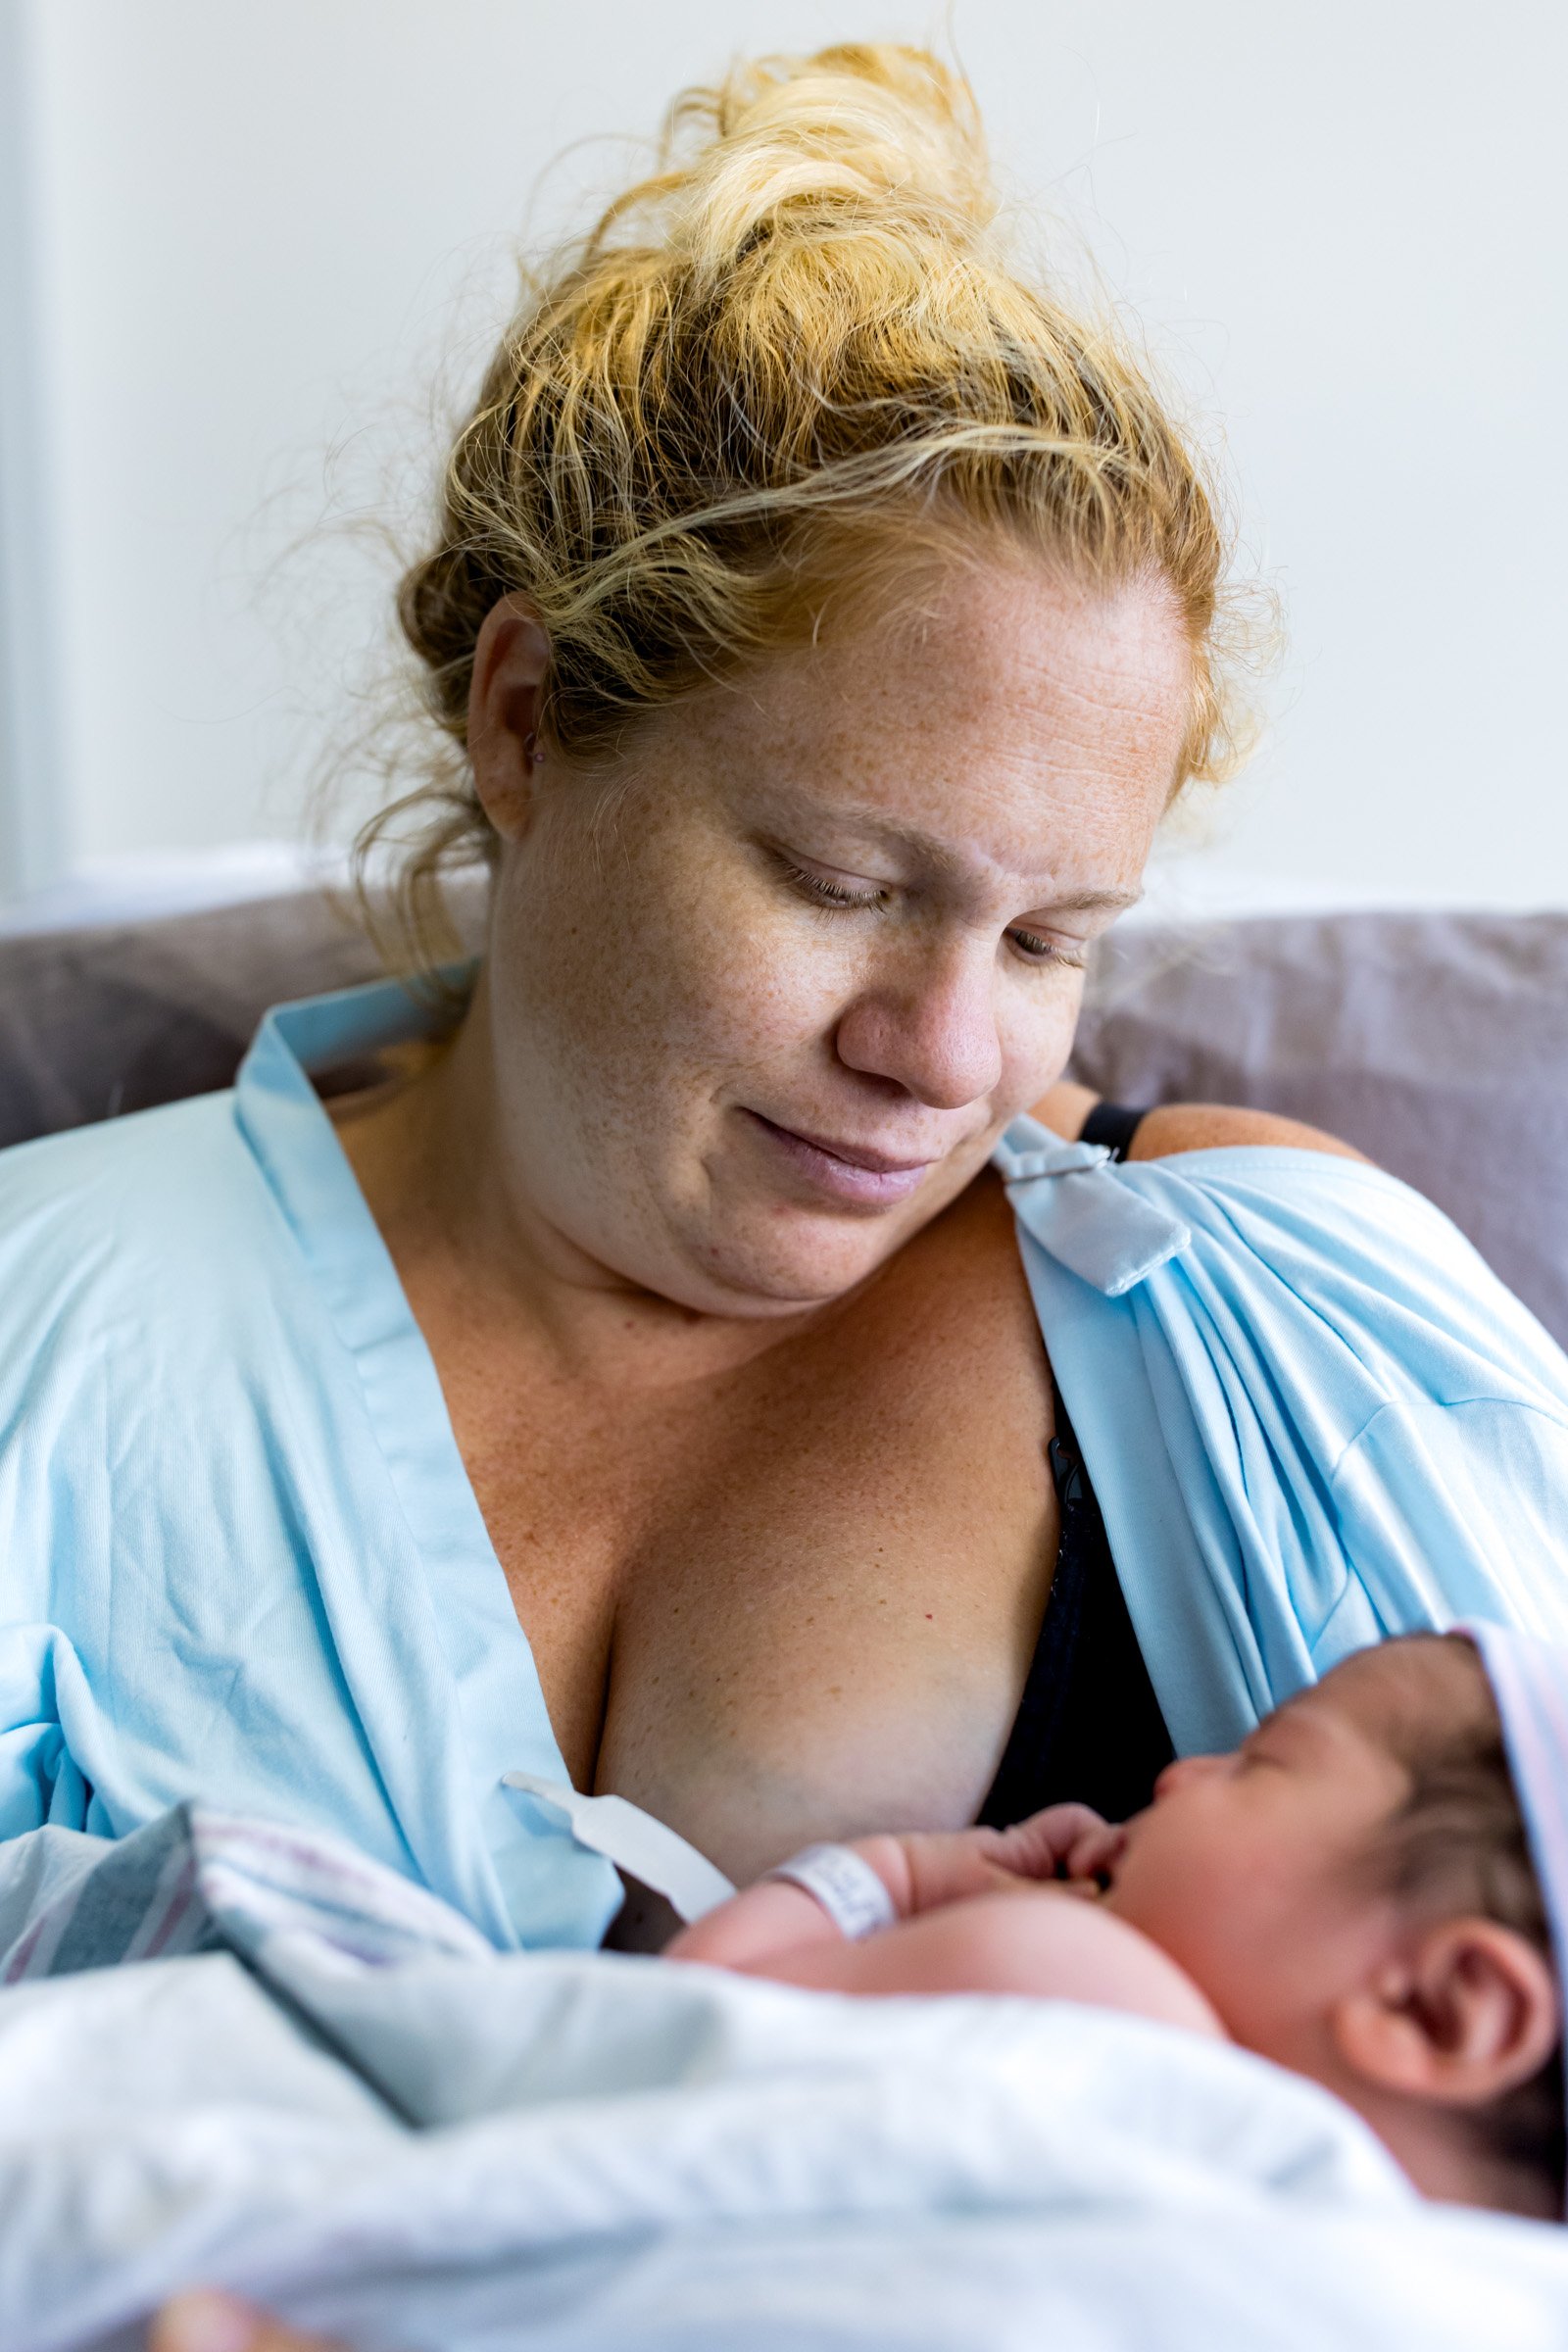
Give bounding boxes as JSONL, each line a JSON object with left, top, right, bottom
{"left": 1102, "top": 1631, "right": 1565, "bottom": 2219}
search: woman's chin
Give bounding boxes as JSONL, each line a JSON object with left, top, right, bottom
{"left": 671, "top": 1202, "right": 910, "bottom": 1315}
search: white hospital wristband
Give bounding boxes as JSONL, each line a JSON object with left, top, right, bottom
{"left": 763, "top": 1842, "right": 899, "bottom": 1941}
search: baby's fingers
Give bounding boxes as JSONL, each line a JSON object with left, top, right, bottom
{"left": 987, "top": 1804, "right": 1109, "bottom": 1881}
{"left": 1064, "top": 1820, "right": 1128, "bottom": 1886}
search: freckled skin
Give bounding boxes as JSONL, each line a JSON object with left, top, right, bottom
{"left": 455, "top": 566, "right": 1188, "bottom": 1319}
{"left": 334, "top": 560, "right": 1320, "bottom": 1889}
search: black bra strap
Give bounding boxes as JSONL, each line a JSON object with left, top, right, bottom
{"left": 977, "top": 1386, "right": 1174, "bottom": 1831}
{"left": 1079, "top": 1099, "right": 1150, "bottom": 1162}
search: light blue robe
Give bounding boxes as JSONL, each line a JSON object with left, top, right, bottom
{"left": 3, "top": 976, "right": 1566, "bottom": 1949}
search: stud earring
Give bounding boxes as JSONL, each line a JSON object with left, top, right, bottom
{"left": 522, "top": 731, "right": 545, "bottom": 766}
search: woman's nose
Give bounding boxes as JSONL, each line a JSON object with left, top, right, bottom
{"left": 834, "top": 942, "right": 1004, "bottom": 1110}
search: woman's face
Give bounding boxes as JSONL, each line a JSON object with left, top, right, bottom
{"left": 477, "top": 561, "right": 1192, "bottom": 1315}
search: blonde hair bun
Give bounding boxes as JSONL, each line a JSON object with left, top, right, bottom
{"left": 639, "top": 46, "right": 998, "bottom": 275}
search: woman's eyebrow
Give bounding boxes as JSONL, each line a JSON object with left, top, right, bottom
{"left": 1038, "top": 885, "right": 1146, "bottom": 916}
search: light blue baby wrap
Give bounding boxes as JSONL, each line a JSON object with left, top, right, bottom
{"left": 2, "top": 975, "right": 1566, "bottom": 1950}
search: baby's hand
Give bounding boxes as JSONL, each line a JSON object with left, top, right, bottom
{"left": 982, "top": 1804, "right": 1127, "bottom": 1892}
{"left": 893, "top": 1805, "right": 1127, "bottom": 1916}
{"left": 150, "top": 2292, "right": 343, "bottom": 2351}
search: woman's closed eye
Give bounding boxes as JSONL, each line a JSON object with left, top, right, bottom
{"left": 1007, "top": 926, "right": 1088, "bottom": 970}
{"left": 774, "top": 853, "right": 1088, "bottom": 970}
{"left": 776, "top": 855, "right": 889, "bottom": 911}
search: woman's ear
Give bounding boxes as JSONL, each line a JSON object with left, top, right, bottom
{"left": 1332, "top": 1917, "right": 1559, "bottom": 2109}
{"left": 467, "top": 596, "right": 552, "bottom": 843}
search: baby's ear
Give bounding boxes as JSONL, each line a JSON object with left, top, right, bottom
{"left": 1332, "top": 1918, "right": 1559, "bottom": 2109}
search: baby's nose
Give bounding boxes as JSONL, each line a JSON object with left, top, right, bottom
{"left": 1152, "top": 1752, "right": 1224, "bottom": 1800}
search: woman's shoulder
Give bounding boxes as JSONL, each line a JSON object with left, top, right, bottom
{"left": 1025, "top": 1106, "right": 1566, "bottom": 1403}
{"left": 1019, "top": 1088, "right": 1519, "bottom": 1321}
{"left": 0, "top": 1092, "right": 296, "bottom": 1400}
{"left": 1032, "top": 1082, "right": 1367, "bottom": 1163}
{"left": 0, "top": 1090, "right": 269, "bottom": 1255}
{"left": 1125, "top": 1102, "right": 1367, "bottom": 1163}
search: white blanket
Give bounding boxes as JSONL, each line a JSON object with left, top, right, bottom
{"left": 6, "top": 1920, "right": 1568, "bottom": 2351}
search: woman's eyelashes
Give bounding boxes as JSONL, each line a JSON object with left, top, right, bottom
{"left": 772, "top": 853, "right": 1087, "bottom": 969}
{"left": 776, "top": 856, "right": 887, "bottom": 910}
{"left": 1008, "top": 926, "right": 1087, "bottom": 970}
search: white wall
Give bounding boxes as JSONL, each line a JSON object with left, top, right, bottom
{"left": 6, "top": 0, "right": 1567, "bottom": 910}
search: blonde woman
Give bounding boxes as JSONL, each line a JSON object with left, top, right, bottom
{"left": 3, "top": 46, "right": 1567, "bottom": 1992}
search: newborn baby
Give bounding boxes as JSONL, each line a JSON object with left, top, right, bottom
{"left": 669, "top": 1625, "right": 1568, "bottom": 2222}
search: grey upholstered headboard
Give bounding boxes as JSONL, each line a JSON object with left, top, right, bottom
{"left": 0, "top": 885, "right": 482, "bottom": 1143}
{"left": 3, "top": 894, "right": 1564, "bottom": 1349}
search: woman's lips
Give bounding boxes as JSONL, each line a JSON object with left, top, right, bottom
{"left": 742, "top": 1110, "right": 938, "bottom": 1207}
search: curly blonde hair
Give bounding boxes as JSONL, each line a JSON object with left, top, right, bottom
{"left": 360, "top": 43, "right": 1259, "bottom": 967}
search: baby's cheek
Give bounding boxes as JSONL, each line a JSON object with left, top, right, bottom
{"left": 1106, "top": 1841, "right": 1232, "bottom": 1967}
